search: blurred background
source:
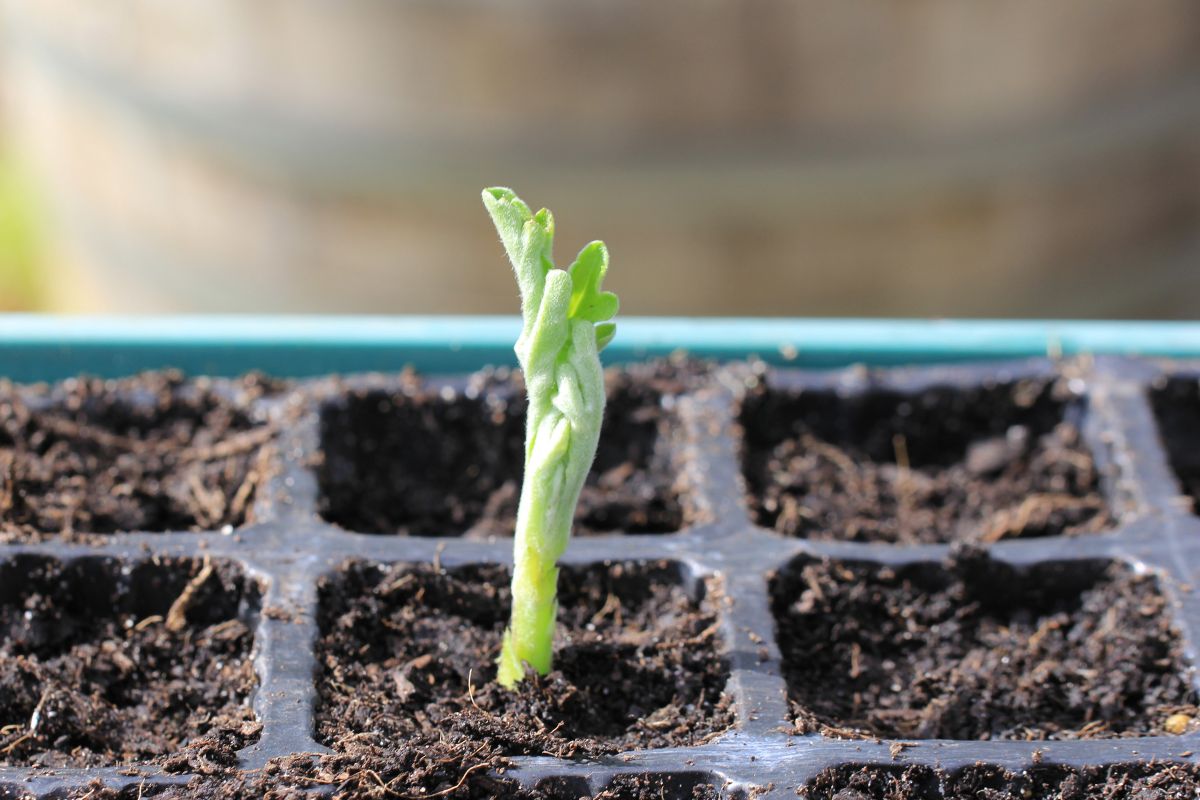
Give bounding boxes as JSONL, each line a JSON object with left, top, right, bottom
{"left": 0, "top": 1, "right": 1198, "bottom": 318}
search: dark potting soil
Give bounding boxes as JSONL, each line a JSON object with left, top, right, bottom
{"left": 805, "top": 763, "right": 1200, "bottom": 800}
{"left": 316, "top": 362, "right": 696, "bottom": 536}
{"left": 741, "top": 378, "right": 1114, "bottom": 543}
{"left": 315, "top": 560, "right": 734, "bottom": 760}
{"left": 0, "top": 556, "right": 261, "bottom": 768}
{"left": 0, "top": 372, "right": 278, "bottom": 543}
{"left": 1149, "top": 376, "right": 1200, "bottom": 514}
{"left": 770, "top": 549, "right": 1197, "bottom": 740}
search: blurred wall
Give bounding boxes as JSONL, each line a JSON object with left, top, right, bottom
{"left": 1, "top": 1, "right": 1199, "bottom": 317}
{"left": 0, "top": 12, "right": 46, "bottom": 312}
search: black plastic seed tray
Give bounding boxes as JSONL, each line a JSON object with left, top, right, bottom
{"left": 2, "top": 355, "right": 1200, "bottom": 799}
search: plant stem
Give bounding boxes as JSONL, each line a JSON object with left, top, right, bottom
{"left": 482, "top": 188, "right": 617, "bottom": 688}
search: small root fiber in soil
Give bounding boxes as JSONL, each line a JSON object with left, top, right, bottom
{"left": 0, "top": 371, "right": 277, "bottom": 542}
{"left": 0, "top": 555, "right": 261, "bottom": 767}
{"left": 316, "top": 362, "right": 695, "bottom": 536}
{"left": 315, "top": 559, "right": 734, "bottom": 760}
{"left": 1150, "top": 375, "right": 1200, "bottom": 514}
{"left": 805, "top": 762, "right": 1200, "bottom": 799}
{"left": 741, "top": 377, "right": 1113, "bottom": 543}
{"left": 771, "top": 548, "right": 1196, "bottom": 740}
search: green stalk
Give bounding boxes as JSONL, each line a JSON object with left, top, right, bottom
{"left": 481, "top": 188, "right": 618, "bottom": 688}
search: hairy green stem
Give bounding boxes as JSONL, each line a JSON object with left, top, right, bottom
{"left": 481, "top": 188, "right": 618, "bottom": 688}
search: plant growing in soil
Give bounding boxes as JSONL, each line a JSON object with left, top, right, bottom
{"left": 481, "top": 187, "right": 618, "bottom": 687}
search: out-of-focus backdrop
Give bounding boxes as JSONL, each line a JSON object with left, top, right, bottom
{"left": 0, "top": 2, "right": 1198, "bottom": 317}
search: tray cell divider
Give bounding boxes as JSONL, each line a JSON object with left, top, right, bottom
{"left": 238, "top": 556, "right": 330, "bottom": 768}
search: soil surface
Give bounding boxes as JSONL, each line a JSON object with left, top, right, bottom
{"left": 54, "top": 757, "right": 743, "bottom": 799}
{"left": 806, "top": 763, "right": 1200, "bottom": 799}
{"left": 741, "top": 378, "right": 1113, "bottom": 543}
{"left": 771, "top": 548, "right": 1196, "bottom": 740}
{"left": 317, "top": 361, "right": 697, "bottom": 536}
{"left": 1150, "top": 376, "right": 1200, "bottom": 513}
{"left": 0, "top": 556, "right": 261, "bottom": 767}
{"left": 0, "top": 372, "right": 278, "bottom": 542}
{"left": 315, "top": 560, "right": 733, "bottom": 760}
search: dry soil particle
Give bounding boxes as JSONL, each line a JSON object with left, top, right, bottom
{"left": 0, "top": 556, "right": 261, "bottom": 767}
{"left": 1149, "top": 375, "right": 1200, "bottom": 514}
{"left": 0, "top": 371, "right": 278, "bottom": 542}
{"left": 741, "top": 377, "right": 1113, "bottom": 544}
{"left": 316, "top": 361, "right": 699, "bottom": 537}
{"left": 771, "top": 549, "right": 1196, "bottom": 740}
{"left": 315, "top": 560, "right": 734, "bottom": 760}
{"left": 805, "top": 763, "right": 1200, "bottom": 799}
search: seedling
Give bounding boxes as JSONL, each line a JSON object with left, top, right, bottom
{"left": 481, "top": 187, "right": 618, "bottom": 688}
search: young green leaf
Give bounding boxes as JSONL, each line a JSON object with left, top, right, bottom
{"left": 482, "top": 187, "right": 618, "bottom": 688}
{"left": 567, "top": 241, "right": 619, "bottom": 323}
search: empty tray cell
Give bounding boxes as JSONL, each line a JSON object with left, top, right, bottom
{"left": 741, "top": 377, "right": 1112, "bottom": 543}
{"left": 770, "top": 550, "right": 1195, "bottom": 740}
{"left": 0, "top": 372, "right": 276, "bottom": 541}
{"left": 1150, "top": 376, "right": 1200, "bottom": 514}
{"left": 805, "top": 763, "right": 1200, "bottom": 799}
{"left": 316, "top": 560, "right": 733, "bottom": 757}
{"left": 0, "top": 555, "right": 262, "bottom": 767}
{"left": 317, "top": 367, "right": 686, "bottom": 536}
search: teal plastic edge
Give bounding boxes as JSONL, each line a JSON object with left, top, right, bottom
{"left": 0, "top": 315, "right": 1197, "bottom": 381}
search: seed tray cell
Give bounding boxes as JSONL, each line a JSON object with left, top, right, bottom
{"left": 0, "top": 355, "right": 1199, "bottom": 798}
{"left": 0, "top": 373, "right": 277, "bottom": 542}
{"left": 1149, "top": 374, "right": 1200, "bottom": 516}
{"left": 771, "top": 553, "right": 1194, "bottom": 741}
{"left": 740, "top": 374, "right": 1114, "bottom": 543}
{"left": 314, "top": 369, "right": 686, "bottom": 537}
{"left": 0, "top": 555, "right": 261, "bottom": 769}
{"left": 314, "top": 559, "right": 733, "bottom": 756}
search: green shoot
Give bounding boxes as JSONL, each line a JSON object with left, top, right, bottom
{"left": 481, "top": 187, "right": 618, "bottom": 688}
